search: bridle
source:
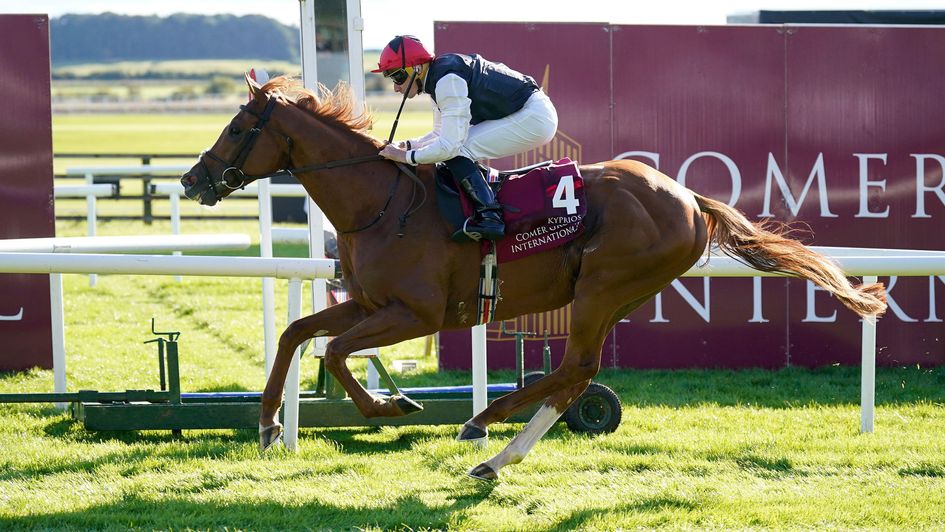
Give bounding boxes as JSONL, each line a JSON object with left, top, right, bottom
{"left": 199, "top": 96, "right": 281, "bottom": 194}
{"left": 194, "top": 94, "right": 426, "bottom": 236}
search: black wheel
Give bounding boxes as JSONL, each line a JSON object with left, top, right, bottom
{"left": 563, "top": 382, "right": 622, "bottom": 434}
{"left": 521, "top": 371, "right": 546, "bottom": 388}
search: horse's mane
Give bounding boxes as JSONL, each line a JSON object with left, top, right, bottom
{"left": 261, "top": 76, "right": 375, "bottom": 134}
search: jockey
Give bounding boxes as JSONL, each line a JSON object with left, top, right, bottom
{"left": 374, "top": 35, "right": 558, "bottom": 241}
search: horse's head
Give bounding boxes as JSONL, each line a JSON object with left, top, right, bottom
{"left": 181, "top": 75, "right": 292, "bottom": 206}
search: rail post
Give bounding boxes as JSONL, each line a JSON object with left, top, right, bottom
{"left": 142, "top": 156, "right": 153, "bottom": 225}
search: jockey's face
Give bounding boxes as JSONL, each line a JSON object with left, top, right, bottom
{"left": 394, "top": 79, "right": 420, "bottom": 98}
{"left": 392, "top": 65, "right": 423, "bottom": 98}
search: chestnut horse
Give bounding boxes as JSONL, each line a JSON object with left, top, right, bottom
{"left": 181, "top": 76, "right": 886, "bottom": 480}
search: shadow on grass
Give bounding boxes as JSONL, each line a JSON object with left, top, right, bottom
{"left": 548, "top": 496, "right": 701, "bottom": 530}
{"left": 591, "top": 365, "right": 945, "bottom": 408}
{"left": 306, "top": 423, "right": 559, "bottom": 457}
{"left": 3, "top": 427, "right": 248, "bottom": 481}
{"left": 899, "top": 464, "right": 945, "bottom": 477}
{"left": 10, "top": 413, "right": 568, "bottom": 481}
{"left": 356, "top": 365, "right": 945, "bottom": 409}
{"left": 0, "top": 485, "right": 496, "bottom": 531}
{"left": 733, "top": 454, "right": 797, "bottom": 478}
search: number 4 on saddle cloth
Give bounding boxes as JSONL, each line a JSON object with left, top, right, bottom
{"left": 435, "top": 158, "right": 587, "bottom": 263}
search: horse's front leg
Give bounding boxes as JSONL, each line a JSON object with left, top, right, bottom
{"left": 259, "top": 299, "right": 367, "bottom": 450}
{"left": 322, "top": 300, "right": 438, "bottom": 419}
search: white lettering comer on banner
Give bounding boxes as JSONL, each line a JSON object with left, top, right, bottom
{"left": 761, "top": 153, "right": 837, "bottom": 218}
{"left": 0, "top": 307, "right": 24, "bottom": 321}
{"left": 614, "top": 150, "right": 945, "bottom": 219}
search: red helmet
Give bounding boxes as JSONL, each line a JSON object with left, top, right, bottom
{"left": 371, "top": 35, "right": 434, "bottom": 73}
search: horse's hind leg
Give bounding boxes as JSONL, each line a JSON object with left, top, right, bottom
{"left": 467, "top": 380, "right": 589, "bottom": 480}
{"left": 457, "top": 286, "right": 624, "bottom": 442}
{"left": 463, "top": 287, "right": 664, "bottom": 480}
{"left": 458, "top": 288, "right": 614, "bottom": 479}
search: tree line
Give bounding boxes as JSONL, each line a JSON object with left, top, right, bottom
{"left": 51, "top": 13, "right": 300, "bottom": 66}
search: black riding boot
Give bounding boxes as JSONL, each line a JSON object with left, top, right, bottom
{"left": 447, "top": 157, "right": 504, "bottom": 241}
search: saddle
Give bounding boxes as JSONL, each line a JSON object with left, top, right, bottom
{"left": 435, "top": 158, "right": 587, "bottom": 263}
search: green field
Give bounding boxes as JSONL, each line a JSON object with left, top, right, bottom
{"left": 54, "top": 59, "right": 304, "bottom": 79}
{"left": 53, "top": 103, "right": 432, "bottom": 158}
{"left": 1, "top": 111, "right": 944, "bottom": 529}
{"left": 52, "top": 101, "right": 433, "bottom": 220}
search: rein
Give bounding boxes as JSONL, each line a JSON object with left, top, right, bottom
{"left": 329, "top": 162, "right": 426, "bottom": 236}
{"left": 259, "top": 158, "right": 426, "bottom": 237}
{"left": 272, "top": 154, "right": 384, "bottom": 176}
{"left": 201, "top": 93, "right": 427, "bottom": 237}
{"left": 299, "top": 68, "right": 423, "bottom": 234}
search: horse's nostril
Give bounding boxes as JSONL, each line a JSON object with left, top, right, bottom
{"left": 182, "top": 174, "right": 197, "bottom": 187}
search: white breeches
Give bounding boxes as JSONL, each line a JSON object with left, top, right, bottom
{"left": 459, "top": 91, "right": 559, "bottom": 162}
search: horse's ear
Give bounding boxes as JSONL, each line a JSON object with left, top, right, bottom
{"left": 245, "top": 72, "right": 265, "bottom": 101}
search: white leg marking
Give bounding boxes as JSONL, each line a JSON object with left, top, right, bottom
{"left": 483, "top": 404, "right": 563, "bottom": 472}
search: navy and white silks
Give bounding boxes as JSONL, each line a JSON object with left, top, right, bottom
{"left": 404, "top": 54, "right": 558, "bottom": 165}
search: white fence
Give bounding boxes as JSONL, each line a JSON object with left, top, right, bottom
{"left": 57, "top": 164, "right": 331, "bottom": 450}
{"left": 55, "top": 184, "right": 116, "bottom": 198}
{"left": 63, "top": 164, "right": 329, "bottom": 366}
{"left": 150, "top": 182, "right": 314, "bottom": 243}
{"left": 0, "top": 234, "right": 249, "bottom": 254}
{"left": 0, "top": 235, "right": 251, "bottom": 408}
{"left": 0, "top": 251, "right": 336, "bottom": 447}
{"left": 60, "top": 167, "right": 316, "bottom": 246}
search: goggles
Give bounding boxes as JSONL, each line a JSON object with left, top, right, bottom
{"left": 384, "top": 67, "right": 411, "bottom": 85}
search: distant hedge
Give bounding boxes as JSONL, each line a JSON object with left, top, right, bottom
{"left": 51, "top": 13, "right": 300, "bottom": 65}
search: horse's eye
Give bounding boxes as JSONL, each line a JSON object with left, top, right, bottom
{"left": 228, "top": 126, "right": 242, "bottom": 136}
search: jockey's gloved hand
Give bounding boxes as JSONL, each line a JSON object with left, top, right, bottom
{"left": 379, "top": 144, "right": 410, "bottom": 164}
{"left": 382, "top": 140, "right": 411, "bottom": 150}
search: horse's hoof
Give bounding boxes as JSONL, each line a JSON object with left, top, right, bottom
{"left": 393, "top": 395, "right": 423, "bottom": 415}
{"left": 457, "top": 421, "right": 488, "bottom": 442}
{"left": 258, "top": 422, "right": 283, "bottom": 453}
{"left": 467, "top": 462, "right": 498, "bottom": 481}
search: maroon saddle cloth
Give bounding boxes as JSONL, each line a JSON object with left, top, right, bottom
{"left": 435, "top": 158, "right": 587, "bottom": 263}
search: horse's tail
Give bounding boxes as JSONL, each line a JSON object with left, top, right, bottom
{"left": 693, "top": 193, "right": 887, "bottom": 318}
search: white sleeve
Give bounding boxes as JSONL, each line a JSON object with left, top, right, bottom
{"left": 405, "top": 102, "right": 441, "bottom": 149}
{"left": 407, "top": 74, "right": 471, "bottom": 165}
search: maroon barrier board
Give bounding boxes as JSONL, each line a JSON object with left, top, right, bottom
{"left": 435, "top": 23, "right": 945, "bottom": 370}
{"left": 781, "top": 26, "right": 945, "bottom": 367}
{"left": 0, "top": 15, "right": 55, "bottom": 370}
{"left": 434, "top": 22, "right": 613, "bottom": 167}
{"left": 434, "top": 22, "right": 616, "bottom": 371}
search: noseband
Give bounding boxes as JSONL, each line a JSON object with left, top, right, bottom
{"left": 200, "top": 97, "right": 279, "bottom": 195}
{"left": 193, "top": 95, "right": 427, "bottom": 236}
